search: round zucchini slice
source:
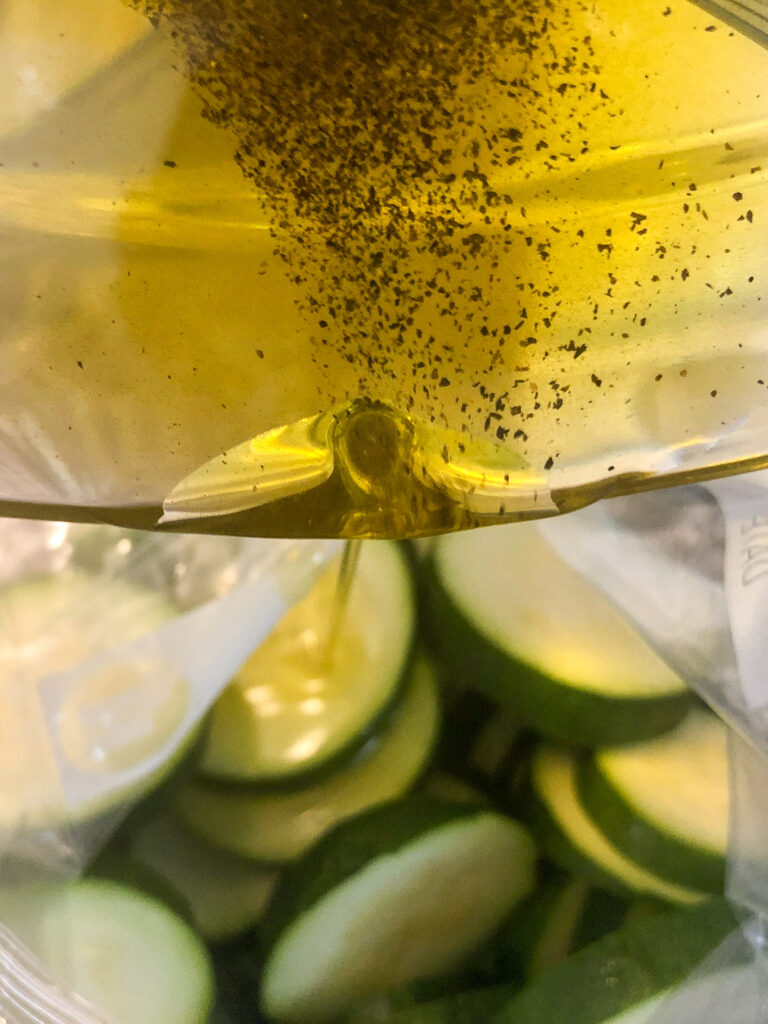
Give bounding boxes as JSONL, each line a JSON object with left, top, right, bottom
{"left": 0, "top": 878, "right": 214, "bottom": 1024}
{"left": 530, "top": 744, "right": 707, "bottom": 905}
{"left": 198, "top": 541, "right": 416, "bottom": 785}
{"left": 261, "top": 796, "right": 536, "bottom": 1023}
{"left": 129, "top": 812, "right": 278, "bottom": 942}
{"left": 578, "top": 708, "right": 728, "bottom": 893}
{"left": 174, "top": 656, "right": 440, "bottom": 863}
{"left": 424, "top": 523, "right": 691, "bottom": 746}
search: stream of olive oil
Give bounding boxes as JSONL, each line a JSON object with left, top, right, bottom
{"left": 325, "top": 540, "right": 363, "bottom": 670}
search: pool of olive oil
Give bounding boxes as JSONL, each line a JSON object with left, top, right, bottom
{"left": 0, "top": 0, "right": 766, "bottom": 537}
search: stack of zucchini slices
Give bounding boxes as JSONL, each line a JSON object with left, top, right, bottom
{"left": 14, "top": 527, "right": 743, "bottom": 1024}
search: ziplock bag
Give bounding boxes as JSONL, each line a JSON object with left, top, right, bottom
{"left": 0, "top": 519, "right": 338, "bottom": 871}
{"left": 0, "top": 0, "right": 767, "bottom": 537}
{"left": 535, "top": 472, "right": 768, "bottom": 1023}
{"left": 0, "top": 518, "right": 338, "bottom": 1024}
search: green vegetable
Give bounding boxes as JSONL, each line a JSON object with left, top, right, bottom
{"left": 577, "top": 708, "right": 728, "bottom": 893}
{"left": 530, "top": 744, "right": 707, "bottom": 904}
{"left": 199, "top": 541, "right": 416, "bottom": 786}
{"left": 174, "top": 657, "right": 440, "bottom": 863}
{"left": 0, "top": 877, "right": 214, "bottom": 1024}
{"left": 423, "top": 523, "right": 691, "bottom": 746}
{"left": 491, "top": 898, "right": 743, "bottom": 1024}
{"left": 260, "top": 796, "right": 536, "bottom": 1022}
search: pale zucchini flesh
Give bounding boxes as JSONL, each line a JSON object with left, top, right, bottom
{"left": 129, "top": 812, "right": 278, "bottom": 942}
{"left": 531, "top": 745, "right": 707, "bottom": 905}
{"left": 262, "top": 802, "right": 536, "bottom": 1023}
{"left": 435, "top": 524, "right": 687, "bottom": 700}
{"left": 199, "top": 541, "right": 415, "bottom": 784}
{"left": 174, "top": 657, "right": 440, "bottom": 863}
{"left": 425, "top": 524, "right": 691, "bottom": 745}
{"left": 579, "top": 709, "right": 728, "bottom": 893}
{"left": 0, "top": 878, "right": 214, "bottom": 1024}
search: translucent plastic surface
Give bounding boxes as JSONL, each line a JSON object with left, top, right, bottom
{"left": 0, "top": 0, "right": 766, "bottom": 537}
{"left": 0, "top": 517, "right": 336, "bottom": 872}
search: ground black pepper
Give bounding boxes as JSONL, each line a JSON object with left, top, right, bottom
{"left": 123, "top": 0, "right": 764, "bottom": 487}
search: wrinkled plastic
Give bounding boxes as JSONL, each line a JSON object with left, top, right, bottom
{"left": 0, "top": 519, "right": 338, "bottom": 875}
{"left": 1, "top": 0, "right": 768, "bottom": 1018}
{"left": 692, "top": 0, "right": 768, "bottom": 46}
{"left": 538, "top": 476, "right": 768, "bottom": 1022}
{"left": 4, "top": 492, "right": 768, "bottom": 1023}
{"left": 0, "top": 519, "right": 338, "bottom": 1022}
{"left": 0, "top": 919, "right": 114, "bottom": 1024}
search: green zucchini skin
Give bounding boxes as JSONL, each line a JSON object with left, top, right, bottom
{"left": 196, "top": 649, "right": 416, "bottom": 797}
{"left": 528, "top": 746, "right": 707, "bottom": 905}
{"left": 529, "top": 776, "right": 634, "bottom": 895}
{"left": 421, "top": 555, "right": 692, "bottom": 748}
{"left": 0, "top": 878, "right": 215, "bottom": 1024}
{"left": 260, "top": 796, "right": 483, "bottom": 955}
{"left": 490, "top": 898, "right": 741, "bottom": 1024}
{"left": 488, "top": 876, "right": 634, "bottom": 983}
{"left": 260, "top": 795, "right": 536, "bottom": 1022}
{"left": 173, "top": 656, "right": 441, "bottom": 865}
{"left": 87, "top": 848, "right": 196, "bottom": 930}
{"left": 577, "top": 757, "right": 726, "bottom": 894}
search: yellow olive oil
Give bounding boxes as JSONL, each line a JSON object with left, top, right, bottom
{"left": 0, "top": 0, "right": 765, "bottom": 536}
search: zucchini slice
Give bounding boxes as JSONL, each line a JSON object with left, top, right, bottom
{"left": 199, "top": 541, "right": 415, "bottom": 785}
{"left": 578, "top": 708, "right": 728, "bottom": 893}
{"left": 0, "top": 878, "right": 214, "bottom": 1024}
{"left": 491, "top": 898, "right": 745, "bottom": 1024}
{"left": 129, "top": 812, "right": 278, "bottom": 942}
{"left": 530, "top": 745, "right": 707, "bottom": 904}
{"left": 174, "top": 656, "right": 440, "bottom": 863}
{"left": 260, "top": 796, "right": 536, "bottom": 1023}
{"left": 424, "top": 524, "right": 691, "bottom": 746}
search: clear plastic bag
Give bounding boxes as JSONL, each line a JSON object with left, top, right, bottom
{"left": 4, "top": 490, "right": 768, "bottom": 1021}
{"left": 0, "top": 519, "right": 339, "bottom": 1022}
{"left": 2, "top": 0, "right": 768, "bottom": 1018}
{"left": 0, "top": 520, "right": 338, "bottom": 875}
{"left": 538, "top": 473, "right": 768, "bottom": 1022}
